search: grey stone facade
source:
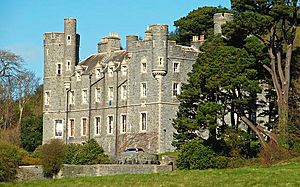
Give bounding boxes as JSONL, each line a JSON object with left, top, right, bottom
{"left": 43, "top": 18, "right": 199, "bottom": 155}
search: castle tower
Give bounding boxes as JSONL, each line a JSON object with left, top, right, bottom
{"left": 149, "top": 24, "right": 168, "bottom": 78}
{"left": 64, "top": 18, "right": 79, "bottom": 76}
{"left": 213, "top": 13, "right": 233, "bottom": 35}
{"left": 43, "top": 18, "right": 80, "bottom": 143}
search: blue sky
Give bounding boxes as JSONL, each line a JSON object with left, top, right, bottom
{"left": 0, "top": 0, "right": 230, "bottom": 80}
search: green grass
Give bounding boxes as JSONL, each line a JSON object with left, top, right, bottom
{"left": 1, "top": 162, "right": 300, "bottom": 187}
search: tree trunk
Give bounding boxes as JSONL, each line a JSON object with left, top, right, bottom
{"left": 18, "top": 104, "right": 23, "bottom": 126}
{"left": 240, "top": 115, "right": 267, "bottom": 149}
{"left": 263, "top": 41, "right": 292, "bottom": 147}
{"left": 278, "top": 100, "right": 289, "bottom": 146}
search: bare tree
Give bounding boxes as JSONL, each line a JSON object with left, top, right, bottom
{"left": 0, "top": 49, "right": 22, "bottom": 79}
{"left": 15, "top": 71, "right": 40, "bottom": 125}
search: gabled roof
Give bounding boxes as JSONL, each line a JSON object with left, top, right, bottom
{"left": 78, "top": 50, "right": 127, "bottom": 73}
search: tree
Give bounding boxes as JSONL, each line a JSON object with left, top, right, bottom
{"left": 224, "top": 0, "right": 300, "bottom": 146}
{"left": 172, "top": 6, "right": 230, "bottom": 45}
{"left": 21, "top": 115, "right": 43, "bottom": 152}
{"left": 15, "top": 70, "right": 40, "bottom": 126}
{"left": 0, "top": 49, "right": 22, "bottom": 79}
{"left": 0, "top": 50, "right": 23, "bottom": 130}
{"left": 0, "top": 50, "right": 41, "bottom": 148}
{"left": 173, "top": 36, "right": 271, "bottom": 150}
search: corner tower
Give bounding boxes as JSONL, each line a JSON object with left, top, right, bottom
{"left": 213, "top": 13, "right": 233, "bottom": 35}
{"left": 43, "top": 18, "right": 80, "bottom": 143}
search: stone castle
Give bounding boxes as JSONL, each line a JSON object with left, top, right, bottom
{"left": 43, "top": 13, "right": 233, "bottom": 155}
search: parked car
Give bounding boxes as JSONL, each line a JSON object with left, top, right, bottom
{"left": 118, "top": 148, "right": 159, "bottom": 165}
{"left": 124, "top": 148, "right": 144, "bottom": 153}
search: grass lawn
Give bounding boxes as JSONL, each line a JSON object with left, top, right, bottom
{"left": 1, "top": 161, "right": 300, "bottom": 187}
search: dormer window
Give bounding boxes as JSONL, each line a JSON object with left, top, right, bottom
{"left": 95, "top": 68, "right": 101, "bottom": 79}
{"left": 76, "top": 71, "right": 81, "bottom": 81}
{"left": 108, "top": 67, "right": 114, "bottom": 77}
{"left": 121, "top": 65, "right": 127, "bottom": 76}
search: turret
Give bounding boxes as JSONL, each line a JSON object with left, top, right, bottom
{"left": 126, "top": 35, "right": 138, "bottom": 52}
{"left": 64, "top": 18, "right": 80, "bottom": 76}
{"left": 213, "top": 13, "right": 233, "bottom": 35}
{"left": 98, "top": 33, "right": 121, "bottom": 53}
{"left": 149, "top": 24, "right": 168, "bottom": 78}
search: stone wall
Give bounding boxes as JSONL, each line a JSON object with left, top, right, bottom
{"left": 16, "top": 164, "right": 172, "bottom": 181}
{"left": 60, "top": 164, "right": 172, "bottom": 178}
{"left": 17, "top": 165, "right": 44, "bottom": 181}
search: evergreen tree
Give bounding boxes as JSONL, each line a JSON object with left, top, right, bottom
{"left": 172, "top": 6, "right": 230, "bottom": 45}
{"left": 223, "top": 0, "right": 300, "bottom": 146}
{"left": 173, "top": 36, "right": 267, "bottom": 149}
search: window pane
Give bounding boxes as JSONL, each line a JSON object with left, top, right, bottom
{"left": 95, "top": 117, "right": 100, "bottom": 135}
{"left": 108, "top": 87, "right": 113, "bottom": 100}
{"left": 55, "top": 120, "right": 63, "bottom": 137}
{"left": 121, "top": 115, "right": 126, "bottom": 133}
{"left": 108, "top": 116, "right": 113, "bottom": 134}
{"left": 70, "top": 119, "right": 75, "bottom": 137}
{"left": 141, "top": 113, "right": 147, "bottom": 131}
{"left": 121, "top": 85, "right": 127, "bottom": 99}
{"left": 57, "top": 64, "right": 62, "bottom": 75}
{"left": 141, "top": 83, "right": 147, "bottom": 97}
{"left": 82, "top": 118, "right": 87, "bottom": 136}
{"left": 82, "top": 90, "right": 88, "bottom": 103}
{"left": 95, "top": 88, "right": 101, "bottom": 102}
{"left": 45, "top": 92, "right": 50, "bottom": 105}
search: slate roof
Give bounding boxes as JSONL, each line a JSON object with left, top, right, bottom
{"left": 78, "top": 50, "right": 127, "bottom": 73}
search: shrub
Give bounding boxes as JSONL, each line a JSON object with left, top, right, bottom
{"left": 211, "top": 156, "right": 229, "bottom": 169}
{"left": 63, "top": 143, "right": 81, "bottom": 164}
{"left": 64, "top": 139, "right": 110, "bottom": 165}
{"left": 177, "top": 140, "right": 215, "bottom": 170}
{"left": 40, "top": 139, "right": 66, "bottom": 177}
{"left": 31, "top": 145, "right": 42, "bottom": 158}
{"left": 21, "top": 155, "right": 41, "bottom": 165}
{"left": 221, "top": 127, "right": 253, "bottom": 158}
{"left": 0, "top": 140, "right": 25, "bottom": 182}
